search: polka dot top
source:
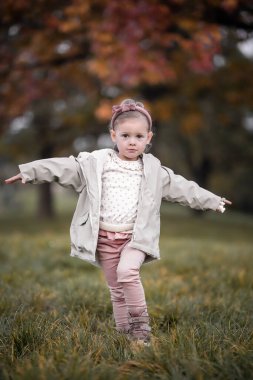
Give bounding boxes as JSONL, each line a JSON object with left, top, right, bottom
{"left": 99, "top": 151, "right": 143, "bottom": 232}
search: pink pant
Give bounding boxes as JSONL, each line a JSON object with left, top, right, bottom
{"left": 97, "top": 229, "right": 147, "bottom": 330}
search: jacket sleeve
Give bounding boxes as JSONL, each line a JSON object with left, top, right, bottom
{"left": 19, "top": 156, "right": 86, "bottom": 193}
{"left": 161, "top": 166, "right": 221, "bottom": 211}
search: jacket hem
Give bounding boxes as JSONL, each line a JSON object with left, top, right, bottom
{"left": 70, "top": 250, "right": 100, "bottom": 267}
{"left": 128, "top": 241, "right": 160, "bottom": 261}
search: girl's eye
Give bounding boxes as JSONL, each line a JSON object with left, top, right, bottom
{"left": 122, "top": 134, "right": 128, "bottom": 138}
{"left": 137, "top": 135, "right": 144, "bottom": 139}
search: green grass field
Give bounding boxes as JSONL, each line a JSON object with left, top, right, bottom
{"left": 0, "top": 201, "right": 253, "bottom": 380}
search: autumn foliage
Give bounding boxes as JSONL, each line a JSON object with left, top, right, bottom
{"left": 0, "top": 0, "right": 251, "bottom": 123}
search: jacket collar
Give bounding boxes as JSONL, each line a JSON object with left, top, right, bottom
{"left": 84, "top": 148, "right": 160, "bottom": 183}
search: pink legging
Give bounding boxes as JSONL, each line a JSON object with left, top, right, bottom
{"left": 97, "top": 229, "right": 147, "bottom": 330}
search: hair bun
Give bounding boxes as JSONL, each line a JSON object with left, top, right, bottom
{"left": 120, "top": 99, "right": 135, "bottom": 106}
{"left": 120, "top": 99, "right": 144, "bottom": 109}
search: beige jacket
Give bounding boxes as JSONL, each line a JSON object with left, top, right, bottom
{"left": 19, "top": 149, "right": 221, "bottom": 266}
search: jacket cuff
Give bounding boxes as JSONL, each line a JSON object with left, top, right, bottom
{"left": 18, "top": 164, "right": 34, "bottom": 183}
{"left": 216, "top": 197, "right": 226, "bottom": 213}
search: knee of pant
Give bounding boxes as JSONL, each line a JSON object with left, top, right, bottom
{"left": 109, "top": 286, "right": 125, "bottom": 302}
{"left": 117, "top": 264, "right": 139, "bottom": 283}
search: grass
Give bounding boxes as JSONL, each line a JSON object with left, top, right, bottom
{"left": 0, "top": 200, "right": 253, "bottom": 380}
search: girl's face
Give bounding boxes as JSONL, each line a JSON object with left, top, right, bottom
{"left": 110, "top": 118, "right": 153, "bottom": 161}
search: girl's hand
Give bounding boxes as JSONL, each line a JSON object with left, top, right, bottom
{"left": 216, "top": 198, "right": 232, "bottom": 213}
{"left": 5, "top": 173, "right": 23, "bottom": 184}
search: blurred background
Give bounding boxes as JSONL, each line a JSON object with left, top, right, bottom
{"left": 0, "top": 0, "right": 253, "bottom": 218}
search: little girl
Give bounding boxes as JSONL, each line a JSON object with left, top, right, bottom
{"left": 5, "top": 99, "right": 231, "bottom": 345}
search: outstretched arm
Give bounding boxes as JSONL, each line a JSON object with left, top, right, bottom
{"left": 5, "top": 156, "right": 86, "bottom": 193}
{"left": 161, "top": 166, "right": 232, "bottom": 212}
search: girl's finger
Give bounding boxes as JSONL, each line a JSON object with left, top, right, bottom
{"left": 224, "top": 199, "right": 232, "bottom": 205}
{"left": 5, "top": 174, "right": 22, "bottom": 184}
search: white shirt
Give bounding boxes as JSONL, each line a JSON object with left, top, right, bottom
{"left": 99, "top": 152, "right": 143, "bottom": 232}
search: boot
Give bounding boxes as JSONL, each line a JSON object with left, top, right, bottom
{"left": 116, "top": 325, "right": 130, "bottom": 335}
{"left": 128, "top": 309, "right": 151, "bottom": 345}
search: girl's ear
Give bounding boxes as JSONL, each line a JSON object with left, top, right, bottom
{"left": 147, "top": 131, "right": 153, "bottom": 143}
{"left": 110, "top": 129, "right": 116, "bottom": 142}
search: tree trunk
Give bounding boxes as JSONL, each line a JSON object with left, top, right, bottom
{"left": 193, "top": 155, "right": 212, "bottom": 190}
{"left": 192, "top": 155, "right": 212, "bottom": 217}
{"left": 38, "top": 182, "right": 55, "bottom": 218}
{"left": 37, "top": 144, "right": 55, "bottom": 218}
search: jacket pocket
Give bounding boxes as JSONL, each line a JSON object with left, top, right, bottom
{"left": 71, "top": 212, "right": 93, "bottom": 252}
{"left": 77, "top": 213, "right": 89, "bottom": 226}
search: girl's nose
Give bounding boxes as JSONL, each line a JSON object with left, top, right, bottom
{"left": 129, "top": 138, "right": 136, "bottom": 145}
